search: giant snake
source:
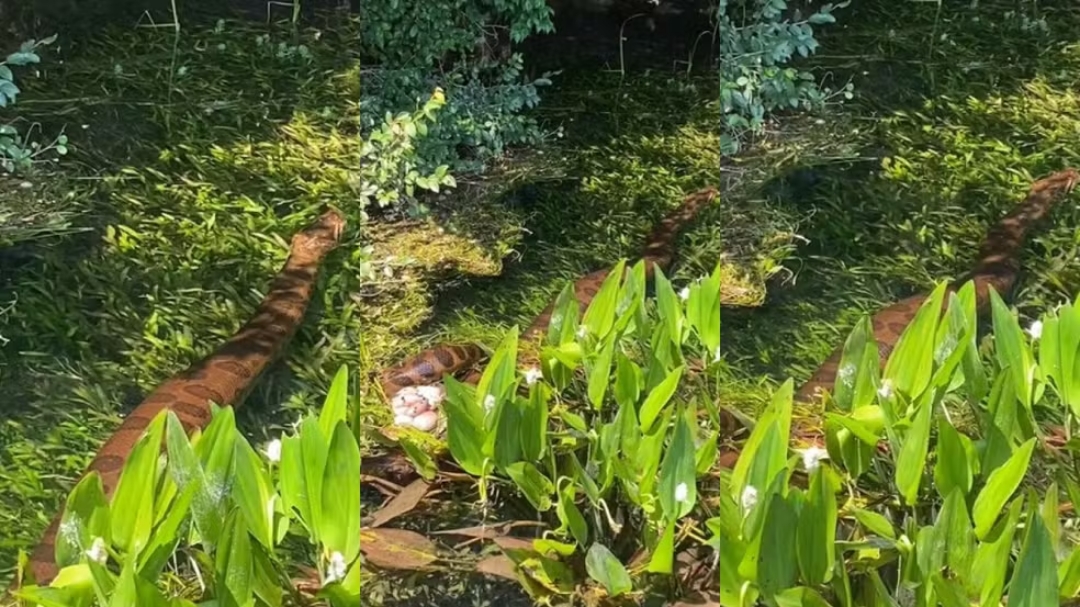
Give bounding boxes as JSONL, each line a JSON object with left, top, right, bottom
{"left": 365, "top": 186, "right": 718, "bottom": 480}
{"left": 8, "top": 186, "right": 718, "bottom": 590}
{"left": 720, "top": 168, "right": 1080, "bottom": 466}
{"left": 8, "top": 210, "right": 346, "bottom": 591}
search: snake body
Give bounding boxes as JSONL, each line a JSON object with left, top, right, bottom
{"left": 365, "top": 187, "right": 717, "bottom": 480}
{"left": 720, "top": 168, "right": 1079, "bottom": 463}
{"left": 377, "top": 187, "right": 718, "bottom": 400}
{"left": 11, "top": 210, "right": 345, "bottom": 590}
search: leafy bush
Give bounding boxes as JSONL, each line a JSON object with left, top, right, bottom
{"left": 358, "top": 0, "right": 554, "bottom": 210}
{"left": 719, "top": 0, "right": 852, "bottom": 156}
{"left": 0, "top": 35, "right": 66, "bottom": 174}
{"left": 723, "top": 280, "right": 1080, "bottom": 605}
{"left": 358, "top": 0, "right": 553, "bottom": 68}
{"left": 9, "top": 367, "right": 362, "bottom": 607}
{"left": 376, "top": 260, "right": 722, "bottom": 603}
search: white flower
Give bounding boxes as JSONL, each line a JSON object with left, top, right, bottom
{"left": 524, "top": 367, "right": 543, "bottom": 385}
{"left": 264, "top": 438, "right": 282, "bottom": 463}
{"left": 674, "top": 482, "right": 689, "bottom": 503}
{"left": 877, "top": 379, "right": 893, "bottom": 399}
{"left": 679, "top": 286, "right": 691, "bottom": 301}
{"left": 740, "top": 485, "right": 758, "bottom": 512}
{"left": 801, "top": 446, "right": 828, "bottom": 473}
{"left": 324, "top": 551, "right": 347, "bottom": 585}
{"left": 576, "top": 325, "right": 588, "bottom": 339}
{"left": 85, "top": 537, "right": 107, "bottom": 564}
{"left": 1028, "top": 320, "right": 1043, "bottom": 340}
{"left": 713, "top": 346, "right": 721, "bottom": 363}
{"left": 483, "top": 394, "right": 496, "bottom": 413}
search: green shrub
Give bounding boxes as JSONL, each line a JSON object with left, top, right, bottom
{"left": 719, "top": 0, "right": 852, "bottom": 156}
{"left": 724, "top": 281, "right": 1080, "bottom": 605}
{"left": 359, "top": 0, "right": 554, "bottom": 210}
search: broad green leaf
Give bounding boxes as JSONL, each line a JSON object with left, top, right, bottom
{"left": 215, "top": 511, "right": 254, "bottom": 607}
{"left": 56, "top": 472, "right": 110, "bottom": 569}
{"left": 321, "top": 423, "right": 362, "bottom": 562}
{"left": 280, "top": 435, "right": 312, "bottom": 534}
{"left": 929, "top": 290, "right": 974, "bottom": 391}
{"left": 833, "top": 317, "right": 873, "bottom": 412}
{"left": 934, "top": 418, "right": 973, "bottom": 500}
{"left": 991, "top": 289, "right": 1035, "bottom": 410}
{"left": 505, "top": 462, "right": 554, "bottom": 511}
{"left": 587, "top": 337, "right": 616, "bottom": 409}
{"left": 1058, "top": 546, "right": 1080, "bottom": 598}
{"left": 110, "top": 411, "right": 167, "bottom": 556}
{"left": 581, "top": 260, "right": 626, "bottom": 339}
{"left": 442, "top": 376, "right": 487, "bottom": 476}
{"left": 797, "top": 466, "right": 837, "bottom": 585}
{"left": 775, "top": 586, "right": 832, "bottom": 607}
{"left": 646, "top": 519, "right": 676, "bottom": 574}
{"left": 973, "top": 438, "right": 1035, "bottom": 539}
{"left": 687, "top": 269, "right": 720, "bottom": 354}
{"left": 636, "top": 408, "right": 672, "bottom": 498}
{"left": 584, "top": 543, "right": 632, "bottom": 597}
{"left": 654, "top": 266, "right": 683, "bottom": 346}
{"left": 165, "top": 411, "right": 223, "bottom": 548}
{"left": 613, "top": 351, "right": 642, "bottom": 410}
{"left": 969, "top": 497, "right": 1023, "bottom": 605}
{"left": 638, "top": 365, "right": 684, "bottom": 433}
{"left": 493, "top": 396, "right": 524, "bottom": 470}
{"left": 937, "top": 487, "right": 975, "bottom": 575}
{"left": 756, "top": 484, "right": 799, "bottom": 600}
{"left": 731, "top": 379, "right": 793, "bottom": 500}
{"left": 931, "top": 573, "right": 970, "bottom": 607}
{"left": 1009, "top": 510, "right": 1058, "bottom": 607}
{"left": 852, "top": 508, "right": 896, "bottom": 540}
{"left": 658, "top": 409, "right": 698, "bottom": 519}
{"left": 300, "top": 415, "right": 331, "bottom": 544}
{"left": 519, "top": 384, "right": 548, "bottom": 462}
{"left": 883, "top": 284, "right": 948, "bottom": 399}
{"left": 233, "top": 434, "right": 275, "bottom": 549}
{"left": 475, "top": 327, "right": 519, "bottom": 428}
{"left": 318, "top": 365, "right": 350, "bottom": 437}
{"left": 556, "top": 481, "right": 588, "bottom": 547}
{"left": 895, "top": 395, "right": 933, "bottom": 506}
{"left": 546, "top": 282, "right": 579, "bottom": 346}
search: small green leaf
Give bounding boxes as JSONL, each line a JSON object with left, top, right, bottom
{"left": 973, "top": 438, "right": 1035, "bottom": 539}
{"left": 1009, "top": 509, "right": 1058, "bottom": 607}
{"left": 505, "top": 462, "right": 554, "bottom": 511}
{"left": 638, "top": 365, "right": 685, "bottom": 433}
{"left": 585, "top": 543, "right": 632, "bottom": 597}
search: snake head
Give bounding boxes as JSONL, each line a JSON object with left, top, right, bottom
{"left": 290, "top": 209, "right": 345, "bottom": 260}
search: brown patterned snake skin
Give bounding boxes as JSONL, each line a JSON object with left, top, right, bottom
{"left": 366, "top": 187, "right": 718, "bottom": 479}
{"left": 10, "top": 210, "right": 345, "bottom": 591}
{"left": 720, "top": 168, "right": 1080, "bottom": 467}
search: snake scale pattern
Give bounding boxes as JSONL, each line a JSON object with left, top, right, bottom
{"left": 11, "top": 210, "right": 346, "bottom": 590}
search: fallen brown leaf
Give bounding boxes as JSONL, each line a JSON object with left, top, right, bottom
{"left": 364, "top": 478, "right": 430, "bottom": 528}
{"left": 475, "top": 555, "right": 520, "bottom": 582}
{"left": 360, "top": 527, "right": 440, "bottom": 571}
